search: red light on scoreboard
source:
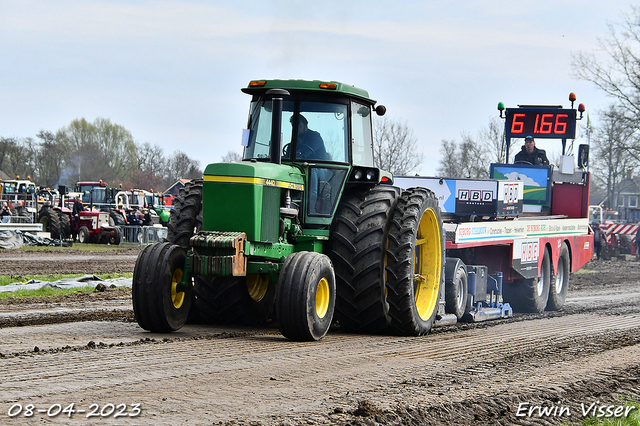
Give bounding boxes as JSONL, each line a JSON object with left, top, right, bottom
{"left": 505, "top": 108, "right": 577, "bottom": 139}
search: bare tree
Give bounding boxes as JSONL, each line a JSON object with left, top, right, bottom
{"left": 572, "top": 6, "right": 640, "bottom": 120}
{"left": 590, "top": 105, "right": 640, "bottom": 209}
{"left": 373, "top": 117, "right": 423, "bottom": 175}
{"left": 221, "top": 151, "right": 242, "bottom": 162}
{"left": 34, "top": 130, "right": 63, "bottom": 187}
{"left": 437, "top": 134, "right": 490, "bottom": 179}
{"left": 166, "top": 151, "right": 202, "bottom": 184}
{"left": 479, "top": 117, "right": 508, "bottom": 163}
{"left": 437, "top": 139, "right": 460, "bottom": 178}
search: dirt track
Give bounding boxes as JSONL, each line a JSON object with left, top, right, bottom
{"left": 1, "top": 249, "right": 640, "bottom": 425}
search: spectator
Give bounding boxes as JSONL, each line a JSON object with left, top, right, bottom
{"left": 127, "top": 209, "right": 142, "bottom": 226}
{"left": 593, "top": 223, "right": 605, "bottom": 260}
{"left": 1, "top": 202, "right": 12, "bottom": 223}
{"left": 142, "top": 209, "right": 153, "bottom": 226}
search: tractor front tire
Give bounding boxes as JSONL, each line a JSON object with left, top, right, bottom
{"left": 109, "top": 227, "right": 122, "bottom": 245}
{"left": 547, "top": 243, "right": 570, "bottom": 311}
{"left": 386, "top": 188, "right": 444, "bottom": 336}
{"left": 329, "top": 186, "right": 401, "bottom": 334}
{"left": 132, "top": 242, "right": 192, "bottom": 332}
{"left": 77, "top": 226, "right": 90, "bottom": 243}
{"left": 276, "top": 252, "right": 336, "bottom": 341}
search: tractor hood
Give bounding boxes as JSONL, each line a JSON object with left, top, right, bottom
{"left": 202, "top": 161, "right": 304, "bottom": 242}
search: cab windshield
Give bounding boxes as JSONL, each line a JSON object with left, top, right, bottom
{"left": 243, "top": 98, "right": 349, "bottom": 163}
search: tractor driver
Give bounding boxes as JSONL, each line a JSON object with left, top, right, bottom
{"left": 72, "top": 195, "right": 84, "bottom": 225}
{"left": 292, "top": 115, "right": 329, "bottom": 161}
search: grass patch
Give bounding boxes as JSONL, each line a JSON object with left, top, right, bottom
{"left": 0, "top": 272, "right": 132, "bottom": 299}
{"left": 567, "top": 398, "right": 640, "bottom": 426}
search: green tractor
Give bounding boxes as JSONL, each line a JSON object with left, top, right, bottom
{"left": 132, "top": 79, "right": 445, "bottom": 341}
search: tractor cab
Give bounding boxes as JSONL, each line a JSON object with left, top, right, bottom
{"left": 236, "top": 79, "right": 390, "bottom": 225}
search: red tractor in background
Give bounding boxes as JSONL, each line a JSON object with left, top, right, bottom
{"left": 37, "top": 186, "right": 122, "bottom": 245}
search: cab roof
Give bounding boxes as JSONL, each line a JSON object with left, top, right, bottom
{"left": 241, "top": 79, "right": 376, "bottom": 105}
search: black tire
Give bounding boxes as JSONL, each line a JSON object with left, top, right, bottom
{"left": 547, "top": 243, "right": 570, "bottom": 311}
{"left": 167, "top": 179, "right": 203, "bottom": 250}
{"left": 445, "top": 264, "right": 468, "bottom": 319}
{"left": 58, "top": 212, "right": 71, "bottom": 239}
{"left": 39, "top": 208, "right": 61, "bottom": 238}
{"left": 109, "top": 227, "right": 122, "bottom": 245}
{"left": 329, "top": 186, "right": 401, "bottom": 333}
{"left": 386, "top": 188, "right": 444, "bottom": 336}
{"left": 193, "top": 273, "right": 275, "bottom": 325}
{"left": 506, "top": 246, "right": 551, "bottom": 313}
{"left": 77, "top": 226, "right": 90, "bottom": 243}
{"left": 276, "top": 252, "right": 336, "bottom": 341}
{"left": 132, "top": 242, "right": 192, "bottom": 332}
{"left": 110, "top": 210, "right": 126, "bottom": 226}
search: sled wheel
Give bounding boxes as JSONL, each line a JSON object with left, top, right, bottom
{"left": 132, "top": 242, "right": 192, "bottom": 332}
{"left": 445, "top": 263, "right": 468, "bottom": 319}
{"left": 386, "top": 187, "right": 444, "bottom": 336}
{"left": 547, "top": 243, "right": 570, "bottom": 310}
{"left": 508, "top": 246, "right": 551, "bottom": 313}
{"left": 276, "top": 251, "right": 336, "bottom": 341}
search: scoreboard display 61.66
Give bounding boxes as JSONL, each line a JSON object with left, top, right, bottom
{"left": 505, "top": 108, "right": 577, "bottom": 139}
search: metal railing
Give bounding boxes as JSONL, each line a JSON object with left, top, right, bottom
{"left": 119, "top": 225, "right": 168, "bottom": 245}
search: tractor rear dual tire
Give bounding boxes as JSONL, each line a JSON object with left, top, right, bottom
{"left": 329, "top": 186, "right": 401, "bottom": 333}
{"left": 386, "top": 188, "right": 444, "bottom": 336}
{"left": 132, "top": 242, "right": 192, "bottom": 332}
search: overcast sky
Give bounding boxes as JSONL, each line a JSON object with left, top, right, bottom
{"left": 0, "top": 1, "right": 634, "bottom": 176}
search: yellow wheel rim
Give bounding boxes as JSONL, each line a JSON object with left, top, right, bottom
{"left": 247, "top": 273, "right": 269, "bottom": 302}
{"left": 413, "top": 207, "right": 442, "bottom": 320}
{"left": 171, "top": 268, "right": 185, "bottom": 309}
{"left": 315, "top": 277, "right": 330, "bottom": 319}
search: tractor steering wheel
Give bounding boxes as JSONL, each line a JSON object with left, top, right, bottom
{"left": 296, "top": 144, "right": 317, "bottom": 160}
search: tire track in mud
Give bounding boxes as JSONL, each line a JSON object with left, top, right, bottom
{"left": 2, "top": 313, "right": 640, "bottom": 425}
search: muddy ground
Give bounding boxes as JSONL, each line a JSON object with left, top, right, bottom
{"left": 0, "top": 248, "right": 639, "bottom": 425}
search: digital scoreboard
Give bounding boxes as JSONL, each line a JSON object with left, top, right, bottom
{"left": 505, "top": 108, "right": 577, "bottom": 140}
